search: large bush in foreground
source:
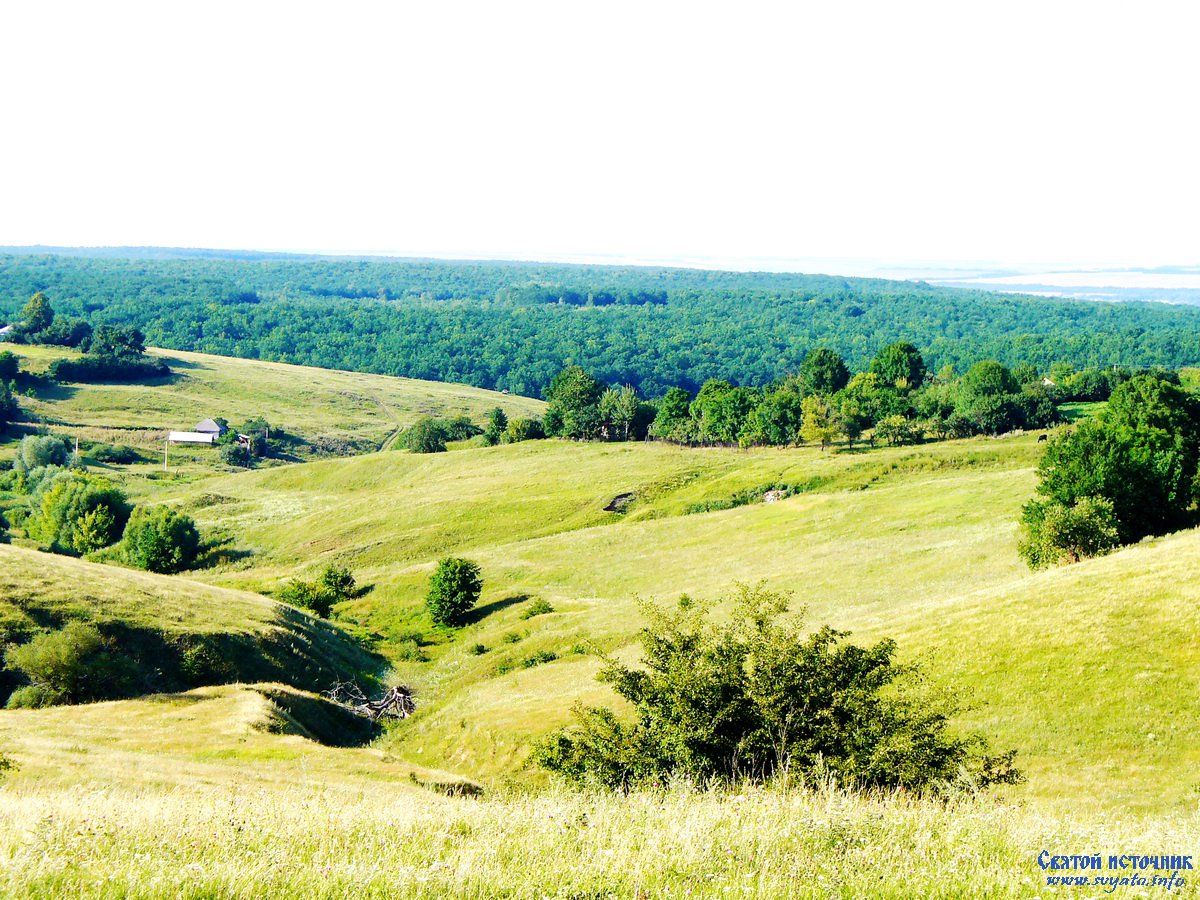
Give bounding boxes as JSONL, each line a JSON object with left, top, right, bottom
{"left": 533, "top": 584, "right": 1020, "bottom": 792}
{"left": 122, "top": 505, "right": 201, "bottom": 573}
{"left": 426, "top": 557, "right": 482, "bottom": 626}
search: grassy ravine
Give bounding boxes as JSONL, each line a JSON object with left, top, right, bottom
{"left": 5, "top": 344, "right": 543, "bottom": 454}
{"left": 141, "top": 431, "right": 1200, "bottom": 816}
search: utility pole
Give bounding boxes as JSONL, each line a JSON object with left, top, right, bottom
{"left": 164, "top": 438, "right": 169, "bottom": 472}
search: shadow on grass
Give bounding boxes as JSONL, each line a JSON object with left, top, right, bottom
{"left": 460, "top": 593, "right": 530, "bottom": 626}
{"left": 192, "top": 534, "right": 255, "bottom": 570}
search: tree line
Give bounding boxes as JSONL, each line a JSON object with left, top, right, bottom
{"left": 4, "top": 252, "right": 1200, "bottom": 398}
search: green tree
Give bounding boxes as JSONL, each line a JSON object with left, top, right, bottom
{"left": 544, "top": 366, "right": 605, "bottom": 440}
{"left": 800, "top": 394, "right": 838, "bottom": 449}
{"left": 401, "top": 418, "right": 448, "bottom": 453}
{"left": 20, "top": 293, "right": 54, "bottom": 335}
{"left": 426, "top": 557, "right": 483, "bottom": 626}
{"left": 0, "top": 351, "right": 18, "bottom": 382}
{"left": 483, "top": 407, "right": 508, "bottom": 446}
{"left": 799, "top": 348, "right": 850, "bottom": 395}
{"left": 650, "top": 387, "right": 694, "bottom": 443}
{"left": 598, "top": 385, "right": 640, "bottom": 441}
{"left": 18, "top": 434, "right": 72, "bottom": 469}
{"left": 219, "top": 441, "right": 255, "bottom": 467}
{"left": 532, "top": 584, "right": 1020, "bottom": 791}
{"left": 122, "top": 505, "right": 201, "bottom": 573}
{"left": 961, "top": 360, "right": 1019, "bottom": 399}
{"left": 1028, "top": 375, "right": 1200, "bottom": 544}
{"left": 28, "top": 473, "right": 130, "bottom": 555}
{"left": 870, "top": 341, "right": 926, "bottom": 390}
{"left": 741, "top": 387, "right": 805, "bottom": 447}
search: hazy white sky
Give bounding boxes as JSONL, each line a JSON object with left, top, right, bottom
{"left": 2, "top": 1, "right": 1198, "bottom": 269}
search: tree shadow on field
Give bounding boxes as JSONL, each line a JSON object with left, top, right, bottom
{"left": 461, "top": 594, "right": 530, "bottom": 626}
{"left": 192, "top": 533, "right": 255, "bottom": 570}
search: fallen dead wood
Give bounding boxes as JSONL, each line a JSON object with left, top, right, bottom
{"left": 323, "top": 681, "right": 416, "bottom": 721}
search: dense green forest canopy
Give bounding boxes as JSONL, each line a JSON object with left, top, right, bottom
{"left": 3, "top": 251, "right": 1200, "bottom": 397}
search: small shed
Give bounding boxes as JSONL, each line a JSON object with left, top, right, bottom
{"left": 1041, "top": 377, "right": 1056, "bottom": 387}
{"left": 195, "top": 418, "right": 227, "bottom": 436}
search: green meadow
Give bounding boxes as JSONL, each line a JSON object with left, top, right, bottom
{"left": 0, "top": 351, "right": 1197, "bottom": 897}
{"left": 4, "top": 344, "right": 543, "bottom": 454}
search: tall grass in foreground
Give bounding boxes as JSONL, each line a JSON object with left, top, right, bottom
{"left": 0, "top": 780, "right": 1195, "bottom": 899}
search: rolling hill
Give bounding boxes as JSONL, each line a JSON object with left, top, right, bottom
{"left": 132, "top": 424, "right": 1198, "bottom": 816}
{"left": 1, "top": 347, "right": 1197, "bottom": 896}
{"left": 4, "top": 343, "right": 543, "bottom": 456}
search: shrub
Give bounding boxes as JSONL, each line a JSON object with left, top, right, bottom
{"left": 501, "top": 631, "right": 523, "bottom": 645}
{"left": 219, "top": 442, "right": 255, "bottom": 468}
{"left": 522, "top": 650, "right": 558, "bottom": 668}
{"left": 1018, "top": 496, "right": 1120, "bottom": 569}
{"left": 395, "top": 640, "right": 429, "bottom": 662}
{"left": 278, "top": 580, "right": 331, "bottom": 618}
{"left": 532, "top": 584, "right": 1021, "bottom": 792}
{"left": 90, "top": 443, "right": 144, "bottom": 465}
{"left": 402, "top": 418, "right": 449, "bottom": 453}
{"left": 426, "top": 557, "right": 483, "bottom": 626}
{"left": 504, "top": 418, "right": 546, "bottom": 444}
{"left": 277, "top": 564, "right": 358, "bottom": 618}
{"left": 18, "top": 434, "right": 72, "bottom": 469}
{"left": 469, "top": 643, "right": 489, "bottom": 655}
{"left": 27, "top": 472, "right": 130, "bottom": 555}
{"left": 521, "top": 599, "right": 555, "bottom": 619}
{"left": 5, "top": 622, "right": 141, "bottom": 707}
{"left": 121, "top": 505, "right": 201, "bottom": 573}
{"left": 318, "top": 564, "right": 356, "bottom": 602}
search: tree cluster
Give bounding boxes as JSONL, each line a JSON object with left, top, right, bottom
{"left": 1, "top": 436, "right": 201, "bottom": 571}
{"left": 646, "top": 346, "right": 1058, "bottom": 449}
{"left": 1019, "top": 374, "right": 1200, "bottom": 567}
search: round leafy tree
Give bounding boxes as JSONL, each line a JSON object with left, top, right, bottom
{"left": 122, "top": 505, "right": 201, "bottom": 573}
{"left": 426, "top": 557, "right": 483, "bottom": 626}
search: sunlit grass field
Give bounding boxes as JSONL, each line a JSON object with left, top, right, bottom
{"left": 4, "top": 344, "right": 543, "bottom": 454}
{"left": 0, "top": 350, "right": 1197, "bottom": 897}
{"left": 0, "top": 687, "right": 1195, "bottom": 899}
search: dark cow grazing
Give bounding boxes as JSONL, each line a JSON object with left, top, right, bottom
{"left": 1037, "top": 434, "right": 1048, "bottom": 442}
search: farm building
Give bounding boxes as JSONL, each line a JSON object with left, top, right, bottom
{"left": 168, "top": 431, "right": 215, "bottom": 445}
{"left": 194, "top": 418, "right": 227, "bottom": 436}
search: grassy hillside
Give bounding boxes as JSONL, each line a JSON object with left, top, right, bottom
{"left": 0, "top": 544, "right": 381, "bottom": 697}
{"left": 0, "top": 686, "right": 1193, "bottom": 898}
{"left": 4, "top": 344, "right": 543, "bottom": 454}
{"left": 128, "top": 429, "right": 1200, "bottom": 816}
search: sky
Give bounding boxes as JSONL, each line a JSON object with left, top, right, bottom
{"left": 3, "top": 1, "right": 1199, "bottom": 271}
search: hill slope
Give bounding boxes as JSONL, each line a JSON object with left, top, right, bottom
{"left": 144, "top": 432, "right": 1200, "bottom": 814}
{"left": 0, "top": 544, "right": 381, "bottom": 698}
{"left": 5, "top": 344, "right": 543, "bottom": 454}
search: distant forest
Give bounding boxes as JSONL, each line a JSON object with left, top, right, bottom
{"left": 2, "top": 251, "right": 1200, "bottom": 397}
